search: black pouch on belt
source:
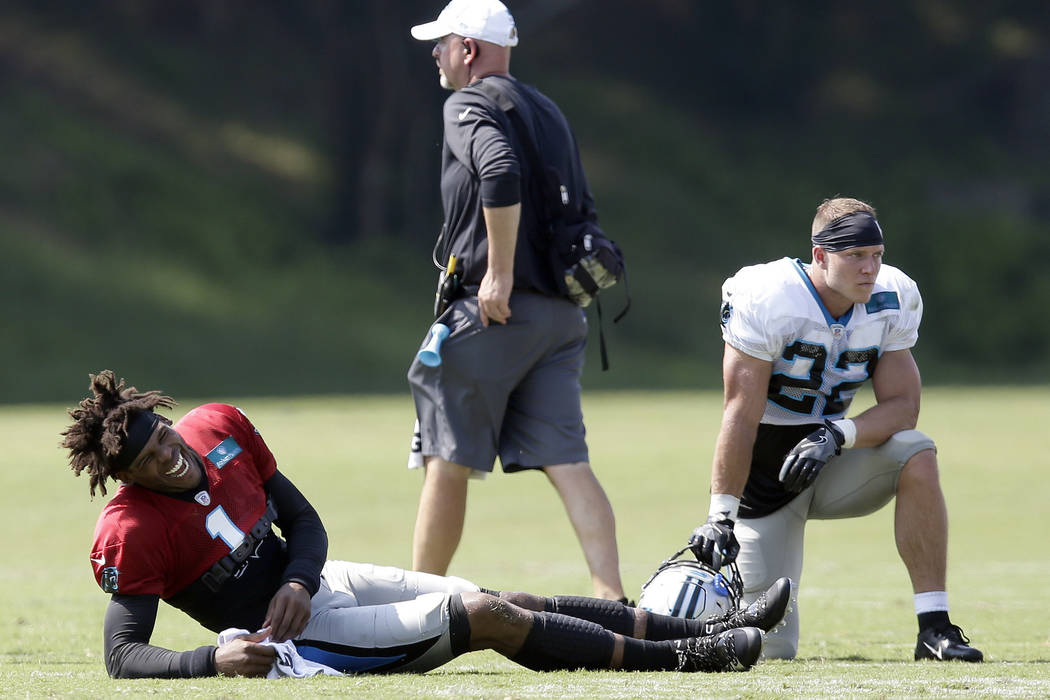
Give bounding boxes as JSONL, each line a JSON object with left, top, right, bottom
{"left": 434, "top": 269, "right": 463, "bottom": 318}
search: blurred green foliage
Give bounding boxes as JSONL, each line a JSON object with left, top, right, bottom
{"left": 1, "top": 2, "right": 1047, "bottom": 402}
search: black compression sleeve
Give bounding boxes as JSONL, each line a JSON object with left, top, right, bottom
{"left": 510, "top": 612, "right": 615, "bottom": 671}
{"left": 480, "top": 173, "right": 521, "bottom": 208}
{"left": 103, "top": 595, "right": 216, "bottom": 678}
{"left": 546, "top": 596, "right": 635, "bottom": 635}
{"left": 266, "top": 469, "right": 328, "bottom": 596}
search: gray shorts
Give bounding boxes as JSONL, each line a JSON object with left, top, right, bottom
{"left": 297, "top": 561, "right": 480, "bottom": 673}
{"left": 735, "top": 429, "right": 936, "bottom": 659}
{"left": 407, "top": 291, "right": 589, "bottom": 473}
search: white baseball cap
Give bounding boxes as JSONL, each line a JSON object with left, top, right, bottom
{"left": 410, "top": 0, "right": 519, "bottom": 47}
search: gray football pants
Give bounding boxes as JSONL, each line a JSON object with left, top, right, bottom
{"left": 735, "top": 429, "right": 936, "bottom": 659}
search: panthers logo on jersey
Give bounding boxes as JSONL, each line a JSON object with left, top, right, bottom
{"left": 720, "top": 300, "right": 733, "bottom": 326}
{"left": 100, "top": 566, "right": 120, "bottom": 593}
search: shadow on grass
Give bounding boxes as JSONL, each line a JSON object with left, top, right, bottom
{"left": 791, "top": 655, "right": 1050, "bottom": 664}
{"left": 427, "top": 669, "right": 521, "bottom": 676}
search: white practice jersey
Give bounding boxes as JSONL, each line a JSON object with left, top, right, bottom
{"left": 720, "top": 257, "right": 922, "bottom": 425}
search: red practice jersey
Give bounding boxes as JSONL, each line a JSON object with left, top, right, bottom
{"left": 89, "top": 404, "right": 277, "bottom": 599}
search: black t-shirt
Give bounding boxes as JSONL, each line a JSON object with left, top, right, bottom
{"left": 437, "top": 74, "right": 598, "bottom": 295}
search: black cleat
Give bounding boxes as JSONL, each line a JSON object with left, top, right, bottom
{"left": 674, "top": 627, "right": 763, "bottom": 672}
{"left": 701, "top": 577, "right": 791, "bottom": 636}
{"left": 914, "top": 624, "right": 983, "bottom": 662}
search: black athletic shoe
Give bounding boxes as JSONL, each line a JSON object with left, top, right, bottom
{"left": 701, "top": 577, "right": 792, "bottom": 636}
{"left": 914, "top": 624, "right": 984, "bottom": 662}
{"left": 674, "top": 627, "right": 763, "bottom": 672}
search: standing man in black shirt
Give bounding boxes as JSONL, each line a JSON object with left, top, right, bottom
{"left": 408, "top": 0, "right": 627, "bottom": 602}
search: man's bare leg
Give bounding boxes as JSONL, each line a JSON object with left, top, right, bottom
{"left": 544, "top": 461, "right": 626, "bottom": 600}
{"left": 894, "top": 449, "right": 948, "bottom": 593}
{"left": 412, "top": 457, "right": 472, "bottom": 575}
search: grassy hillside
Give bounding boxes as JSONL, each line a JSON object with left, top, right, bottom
{"left": 2, "top": 9, "right": 1046, "bottom": 403}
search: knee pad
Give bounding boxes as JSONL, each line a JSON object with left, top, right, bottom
{"left": 880, "top": 430, "right": 936, "bottom": 465}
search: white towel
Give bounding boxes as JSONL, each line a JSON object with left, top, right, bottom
{"left": 217, "top": 628, "right": 343, "bottom": 679}
{"left": 407, "top": 419, "right": 424, "bottom": 469}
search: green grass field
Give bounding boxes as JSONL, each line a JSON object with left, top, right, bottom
{"left": 2, "top": 388, "right": 1048, "bottom": 698}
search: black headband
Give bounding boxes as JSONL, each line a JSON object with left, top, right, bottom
{"left": 113, "top": 411, "right": 161, "bottom": 470}
{"left": 812, "top": 211, "right": 884, "bottom": 252}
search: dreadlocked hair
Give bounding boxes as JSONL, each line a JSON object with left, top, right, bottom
{"left": 60, "top": 370, "right": 176, "bottom": 498}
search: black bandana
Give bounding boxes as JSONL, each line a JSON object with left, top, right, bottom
{"left": 114, "top": 411, "right": 161, "bottom": 470}
{"left": 811, "top": 211, "right": 884, "bottom": 252}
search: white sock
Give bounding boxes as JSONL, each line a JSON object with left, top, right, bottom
{"left": 914, "top": 591, "right": 949, "bottom": 615}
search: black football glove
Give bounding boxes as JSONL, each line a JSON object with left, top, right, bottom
{"left": 688, "top": 516, "right": 739, "bottom": 570}
{"left": 778, "top": 419, "right": 846, "bottom": 492}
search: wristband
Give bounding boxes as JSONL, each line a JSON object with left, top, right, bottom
{"left": 832, "top": 418, "right": 857, "bottom": 449}
{"left": 708, "top": 493, "right": 740, "bottom": 521}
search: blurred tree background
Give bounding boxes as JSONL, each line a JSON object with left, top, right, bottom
{"left": 2, "top": 0, "right": 1047, "bottom": 403}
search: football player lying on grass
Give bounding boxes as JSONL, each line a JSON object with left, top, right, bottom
{"left": 62, "top": 371, "right": 790, "bottom": 678}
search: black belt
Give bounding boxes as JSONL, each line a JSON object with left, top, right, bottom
{"left": 199, "top": 499, "right": 278, "bottom": 593}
